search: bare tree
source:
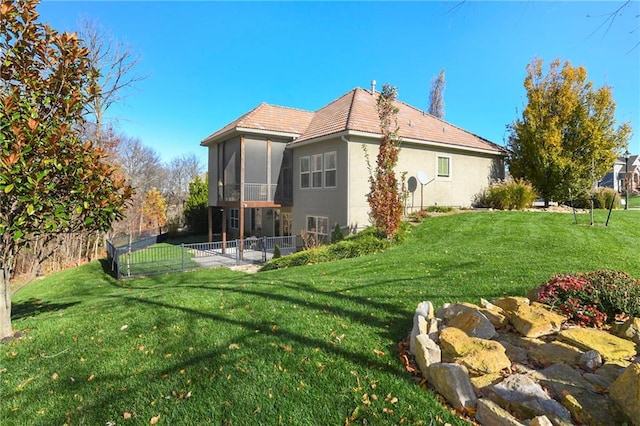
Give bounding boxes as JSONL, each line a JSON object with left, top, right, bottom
{"left": 78, "top": 17, "right": 147, "bottom": 143}
{"left": 117, "top": 137, "right": 167, "bottom": 235}
{"left": 428, "top": 69, "right": 446, "bottom": 119}
{"left": 165, "top": 154, "right": 203, "bottom": 224}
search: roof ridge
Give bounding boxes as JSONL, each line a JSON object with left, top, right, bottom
{"left": 344, "top": 88, "right": 359, "bottom": 130}
{"left": 261, "top": 102, "right": 315, "bottom": 114}
{"left": 237, "top": 102, "right": 269, "bottom": 127}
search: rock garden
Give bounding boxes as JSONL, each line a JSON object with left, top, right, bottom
{"left": 404, "top": 272, "right": 640, "bottom": 426}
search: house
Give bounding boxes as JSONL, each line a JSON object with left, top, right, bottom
{"left": 200, "top": 84, "right": 507, "bottom": 245}
{"left": 598, "top": 154, "right": 640, "bottom": 195}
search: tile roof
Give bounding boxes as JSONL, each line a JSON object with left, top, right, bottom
{"left": 201, "top": 103, "right": 315, "bottom": 144}
{"left": 201, "top": 87, "right": 506, "bottom": 155}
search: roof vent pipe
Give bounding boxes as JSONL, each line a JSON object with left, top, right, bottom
{"left": 371, "top": 80, "right": 376, "bottom": 94}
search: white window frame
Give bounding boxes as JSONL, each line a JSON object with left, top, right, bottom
{"left": 436, "top": 155, "right": 452, "bottom": 180}
{"left": 324, "top": 151, "right": 337, "bottom": 188}
{"left": 230, "top": 208, "right": 239, "bottom": 229}
{"left": 306, "top": 215, "right": 329, "bottom": 238}
{"left": 311, "top": 154, "right": 323, "bottom": 188}
{"left": 300, "top": 156, "right": 310, "bottom": 189}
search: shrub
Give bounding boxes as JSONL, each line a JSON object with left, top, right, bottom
{"left": 475, "top": 179, "right": 537, "bottom": 210}
{"left": 331, "top": 223, "right": 344, "bottom": 243}
{"left": 532, "top": 270, "right": 640, "bottom": 327}
{"left": 273, "top": 244, "right": 281, "bottom": 259}
{"left": 569, "top": 188, "right": 620, "bottom": 209}
{"left": 426, "top": 205, "right": 454, "bottom": 213}
{"left": 260, "top": 228, "right": 391, "bottom": 271}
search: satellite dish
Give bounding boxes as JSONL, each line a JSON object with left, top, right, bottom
{"left": 417, "top": 171, "right": 428, "bottom": 185}
{"left": 407, "top": 176, "right": 417, "bottom": 193}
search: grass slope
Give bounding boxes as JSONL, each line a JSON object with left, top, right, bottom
{"left": 2, "top": 211, "right": 639, "bottom": 425}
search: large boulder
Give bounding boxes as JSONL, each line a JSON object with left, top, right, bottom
{"left": 439, "top": 326, "right": 511, "bottom": 376}
{"left": 612, "top": 317, "right": 640, "bottom": 346}
{"left": 448, "top": 307, "right": 498, "bottom": 339}
{"left": 609, "top": 363, "right": 640, "bottom": 425}
{"left": 475, "top": 398, "right": 525, "bottom": 426}
{"left": 488, "top": 374, "right": 572, "bottom": 424}
{"left": 493, "top": 297, "right": 566, "bottom": 338}
{"left": 414, "top": 334, "right": 441, "bottom": 377}
{"left": 426, "top": 362, "right": 477, "bottom": 412}
{"left": 558, "top": 327, "right": 638, "bottom": 361}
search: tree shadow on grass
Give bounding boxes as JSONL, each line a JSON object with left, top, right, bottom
{"left": 11, "top": 298, "right": 78, "bottom": 321}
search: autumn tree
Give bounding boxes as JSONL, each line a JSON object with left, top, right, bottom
{"left": 0, "top": 0, "right": 132, "bottom": 339}
{"left": 366, "top": 84, "right": 403, "bottom": 239}
{"left": 165, "top": 153, "right": 202, "bottom": 224}
{"left": 428, "top": 68, "right": 446, "bottom": 119}
{"left": 142, "top": 188, "right": 167, "bottom": 231}
{"left": 507, "top": 58, "right": 631, "bottom": 206}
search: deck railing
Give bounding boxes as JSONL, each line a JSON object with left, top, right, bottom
{"left": 219, "top": 183, "right": 284, "bottom": 202}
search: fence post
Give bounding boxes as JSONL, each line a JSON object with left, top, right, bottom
{"left": 262, "top": 236, "right": 267, "bottom": 262}
{"left": 181, "top": 243, "right": 185, "bottom": 271}
{"left": 235, "top": 239, "right": 239, "bottom": 265}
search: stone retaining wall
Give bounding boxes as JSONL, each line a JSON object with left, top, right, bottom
{"left": 407, "top": 298, "right": 640, "bottom": 425}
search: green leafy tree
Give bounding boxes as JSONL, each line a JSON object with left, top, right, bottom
{"left": 0, "top": 0, "right": 132, "bottom": 339}
{"left": 183, "top": 175, "right": 208, "bottom": 234}
{"left": 507, "top": 58, "right": 631, "bottom": 206}
{"left": 428, "top": 68, "right": 446, "bottom": 119}
{"left": 366, "top": 84, "right": 403, "bottom": 239}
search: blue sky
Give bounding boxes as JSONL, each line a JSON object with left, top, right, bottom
{"left": 39, "top": 1, "right": 640, "bottom": 165}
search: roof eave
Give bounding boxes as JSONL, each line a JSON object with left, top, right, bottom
{"left": 201, "top": 127, "right": 302, "bottom": 146}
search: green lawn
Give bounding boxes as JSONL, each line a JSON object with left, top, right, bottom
{"left": 2, "top": 210, "right": 639, "bottom": 425}
{"left": 628, "top": 195, "right": 640, "bottom": 209}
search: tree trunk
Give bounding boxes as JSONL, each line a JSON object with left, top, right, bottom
{"left": 0, "top": 267, "right": 13, "bottom": 340}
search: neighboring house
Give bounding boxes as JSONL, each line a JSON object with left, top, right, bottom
{"left": 599, "top": 155, "right": 640, "bottom": 194}
{"left": 200, "top": 85, "right": 507, "bottom": 243}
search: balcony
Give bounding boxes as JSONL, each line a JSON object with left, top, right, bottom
{"left": 219, "top": 183, "right": 291, "bottom": 203}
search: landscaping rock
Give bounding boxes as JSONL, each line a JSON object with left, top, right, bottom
{"left": 559, "top": 327, "right": 638, "bottom": 361}
{"left": 409, "top": 314, "right": 429, "bottom": 355}
{"left": 579, "top": 350, "right": 602, "bottom": 371}
{"left": 612, "top": 317, "right": 640, "bottom": 346}
{"left": 532, "top": 363, "right": 618, "bottom": 426}
{"left": 426, "top": 363, "right": 477, "bottom": 412}
{"left": 414, "top": 334, "right": 441, "bottom": 377}
{"left": 439, "top": 326, "right": 510, "bottom": 375}
{"left": 416, "top": 300, "right": 435, "bottom": 320}
{"left": 609, "top": 363, "right": 640, "bottom": 425}
{"left": 407, "top": 299, "right": 639, "bottom": 426}
{"left": 528, "top": 341, "right": 583, "bottom": 367}
{"left": 488, "top": 374, "right": 572, "bottom": 424}
{"left": 493, "top": 297, "right": 566, "bottom": 338}
{"left": 479, "top": 298, "right": 510, "bottom": 328}
{"left": 447, "top": 308, "right": 497, "bottom": 339}
{"left": 475, "top": 398, "right": 525, "bottom": 426}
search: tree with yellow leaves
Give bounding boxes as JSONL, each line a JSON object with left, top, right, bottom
{"left": 507, "top": 58, "right": 631, "bottom": 207}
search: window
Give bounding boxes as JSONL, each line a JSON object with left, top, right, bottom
{"left": 437, "top": 156, "right": 451, "bottom": 178}
{"left": 300, "top": 156, "right": 310, "bottom": 189}
{"left": 311, "top": 154, "right": 323, "bottom": 188}
{"left": 230, "top": 208, "right": 239, "bottom": 229}
{"left": 306, "top": 215, "right": 328, "bottom": 237}
{"left": 324, "top": 151, "right": 337, "bottom": 188}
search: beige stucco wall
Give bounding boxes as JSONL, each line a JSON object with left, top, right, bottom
{"left": 291, "top": 137, "right": 349, "bottom": 236}
{"left": 346, "top": 137, "right": 504, "bottom": 231}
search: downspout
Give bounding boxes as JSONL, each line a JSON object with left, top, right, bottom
{"left": 341, "top": 135, "right": 350, "bottom": 233}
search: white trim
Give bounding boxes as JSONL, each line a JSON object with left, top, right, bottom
{"left": 436, "top": 155, "right": 452, "bottom": 181}
{"left": 290, "top": 129, "right": 506, "bottom": 156}
{"left": 201, "top": 127, "right": 301, "bottom": 146}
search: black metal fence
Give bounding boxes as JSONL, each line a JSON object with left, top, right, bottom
{"left": 106, "top": 235, "right": 302, "bottom": 279}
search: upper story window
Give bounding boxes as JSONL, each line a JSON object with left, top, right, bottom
{"left": 300, "top": 151, "right": 337, "bottom": 189}
{"left": 324, "top": 151, "right": 337, "bottom": 188}
{"left": 300, "top": 157, "right": 310, "bottom": 189}
{"left": 311, "top": 154, "right": 323, "bottom": 188}
{"left": 437, "top": 156, "right": 451, "bottom": 178}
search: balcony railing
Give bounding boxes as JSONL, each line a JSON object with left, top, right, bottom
{"left": 220, "top": 183, "right": 288, "bottom": 202}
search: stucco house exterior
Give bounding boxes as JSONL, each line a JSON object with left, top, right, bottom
{"left": 201, "top": 85, "right": 507, "bottom": 242}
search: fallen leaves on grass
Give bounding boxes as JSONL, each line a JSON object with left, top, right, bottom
{"left": 150, "top": 414, "right": 160, "bottom": 424}
{"left": 373, "top": 349, "right": 385, "bottom": 357}
{"left": 123, "top": 412, "right": 132, "bottom": 419}
{"left": 228, "top": 343, "right": 240, "bottom": 350}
